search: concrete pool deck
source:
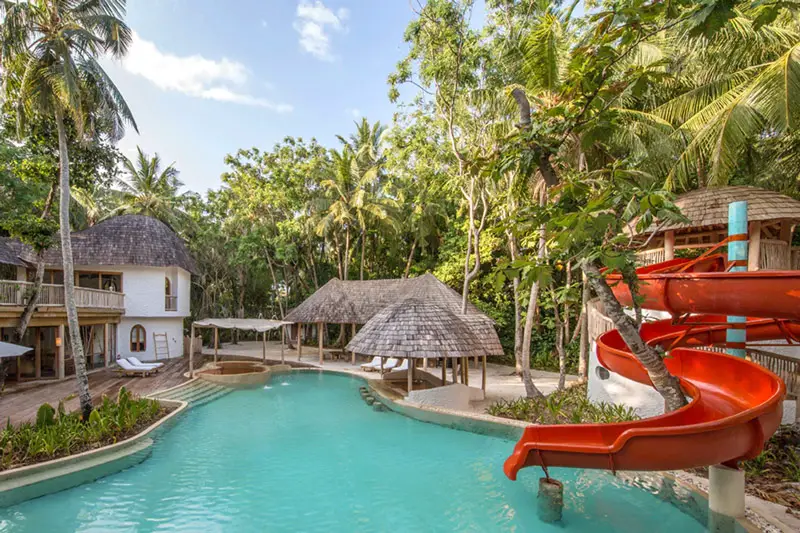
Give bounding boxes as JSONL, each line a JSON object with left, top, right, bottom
{"left": 200, "top": 340, "right": 577, "bottom": 413}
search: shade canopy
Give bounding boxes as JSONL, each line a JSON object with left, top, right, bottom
{"left": 192, "top": 318, "right": 290, "bottom": 332}
{"left": 346, "top": 299, "right": 489, "bottom": 359}
{"left": 0, "top": 341, "right": 33, "bottom": 359}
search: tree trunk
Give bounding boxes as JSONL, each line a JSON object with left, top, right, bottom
{"left": 15, "top": 183, "right": 57, "bottom": 342}
{"left": 520, "top": 195, "right": 547, "bottom": 399}
{"left": 235, "top": 265, "right": 245, "bottom": 344}
{"left": 343, "top": 226, "right": 351, "bottom": 280}
{"left": 359, "top": 227, "right": 366, "bottom": 280}
{"left": 307, "top": 251, "right": 319, "bottom": 289}
{"left": 265, "top": 249, "right": 284, "bottom": 318}
{"left": 551, "top": 285, "right": 567, "bottom": 391}
{"left": 333, "top": 232, "right": 343, "bottom": 279}
{"left": 578, "top": 273, "right": 589, "bottom": 382}
{"left": 564, "top": 261, "right": 572, "bottom": 340}
{"left": 506, "top": 229, "right": 523, "bottom": 375}
{"left": 56, "top": 107, "right": 92, "bottom": 420}
{"left": 404, "top": 235, "right": 418, "bottom": 278}
{"left": 583, "top": 262, "right": 687, "bottom": 412}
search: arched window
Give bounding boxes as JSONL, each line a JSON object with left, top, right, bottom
{"left": 165, "top": 277, "right": 171, "bottom": 296}
{"left": 130, "top": 325, "right": 146, "bottom": 352}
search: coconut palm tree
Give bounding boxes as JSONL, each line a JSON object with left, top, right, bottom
{"left": 0, "top": 0, "right": 137, "bottom": 420}
{"left": 115, "top": 146, "right": 187, "bottom": 228}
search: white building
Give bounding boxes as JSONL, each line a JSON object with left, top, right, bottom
{"left": 0, "top": 215, "right": 197, "bottom": 380}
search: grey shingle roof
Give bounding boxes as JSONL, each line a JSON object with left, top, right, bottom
{"left": 1, "top": 215, "right": 197, "bottom": 273}
{"left": 0, "top": 238, "right": 25, "bottom": 267}
{"left": 287, "top": 273, "right": 504, "bottom": 357}
{"left": 639, "top": 186, "right": 800, "bottom": 236}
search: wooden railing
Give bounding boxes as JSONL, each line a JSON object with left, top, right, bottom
{"left": 759, "top": 239, "right": 791, "bottom": 270}
{"left": 0, "top": 280, "right": 124, "bottom": 310}
{"left": 165, "top": 295, "right": 178, "bottom": 311}
{"left": 746, "top": 348, "right": 800, "bottom": 398}
{"left": 635, "top": 248, "right": 666, "bottom": 266}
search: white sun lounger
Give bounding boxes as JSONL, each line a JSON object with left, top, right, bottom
{"left": 360, "top": 356, "right": 382, "bottom": 371}
{"left": 380, "top": 358, "right": 400, "bottom": 373}
{"left": 127, "top": 357, "right": 164, "bottom": 370}
{"left": 394, "top": 359, "right": 409, "bottom": 372}
{"left": 116, "top": 358, "right": 154, "bottom": 377}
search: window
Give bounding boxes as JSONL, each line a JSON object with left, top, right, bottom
{"left": 130, "top": 325, "right": 146, "bottom": 352}
{"left": 165, "top": 277, "right": 171, "bottom": 296}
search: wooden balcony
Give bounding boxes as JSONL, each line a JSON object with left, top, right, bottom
{"left": 0, "top": 280, "right": 124, "bottom": 311}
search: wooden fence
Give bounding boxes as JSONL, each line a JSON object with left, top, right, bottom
{"left": 0, "top": 280, "right": 124, "bottom": 310}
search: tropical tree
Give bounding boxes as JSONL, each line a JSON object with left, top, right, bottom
{"left": 0, "top": 0, "right": 137, "bottom": 419}
{"left": 115, "top": 147, "right": 186, "bottom": 228}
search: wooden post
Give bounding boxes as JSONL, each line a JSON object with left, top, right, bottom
{"left": 423, "top": 357, "right": 427, "bottom": 370}
{"left": 103, "top": 323, "right": 110, "bottom": 367}
{"left": 280, "top": 326, "right": 285, "bottom": 364}
{"left": 297, "top": 323, "right": 302, "bottom": 361}
{"left": 664, "top": 230, "right": 675, "bottom": 260}
{"left": 214, "top": 327, "right": 219, "bottom": 363}
{"left": 351, "top": 323, "right": 356, "bottom": 364}
{"left": 189, "top": 324, "right": 195, "bottom": 377}
{"left": 262, "top": 331, "right": 267, "bottom": 363}
{"left": 57, "top": 324, "right": 65, "bottom": 379}
{"left": 748, "top": 220, "right": 761, "bottom": 271}
{"left": 441, "top": 358, "right": 446, "bottom": 385}
{"left": 482, "top": 355, "right": 487, "bottom": 393}
{"left": 318, "top": 322, "right": 324, "bottom": 365}
{"left": 34, "top": 327, "right": 41, "bottom": 379}
{"left": 380, "top": 357, "right": 384, "bottom": 374}
{"left": 464, "top": 356, "right": 470, "bottom": 386}
{"left": 452, "top": 358, "right": 457, "bottom": 383}
{"left": 407, "top": 359, "right": 413, "bottom": 393}
{"left": 780, "top": 220, "right": 793, "bottom": 244}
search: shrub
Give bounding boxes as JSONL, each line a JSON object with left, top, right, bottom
{"left": 0, "top": 387, "right": 166, "bottom": 470}
{"left": 486, "top": 383, "right": 639, "bottom": 424}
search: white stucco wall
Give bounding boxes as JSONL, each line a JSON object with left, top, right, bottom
{"left": 74, "top": 264, "right": 190, "bottom": 318}
{"left": 117, "top": 317, "right": 184, "bottom": 362}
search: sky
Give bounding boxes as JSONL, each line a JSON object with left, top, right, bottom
{"left": 104, "top": 0, "right": 486, "bottom": 195}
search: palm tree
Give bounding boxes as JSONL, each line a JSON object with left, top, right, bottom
{"left": 0, "top": 0, "right": 137, "bottom": 420}
{"left": 115, "top": 146, "right": 186, "bottom": 227}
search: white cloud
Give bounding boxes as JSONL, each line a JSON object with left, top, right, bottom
{"left": 294, "top": 1, "right": 349, "bottom": 61}
{"left": 122, "top": 32, "right": 292, "bottom": 112}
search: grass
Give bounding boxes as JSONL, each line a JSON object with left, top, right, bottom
{"left": 486, "top": 383, "right": 639, "bottom": 424}
{"left": 1, "top": 387, "right": 169, "bottom": 471}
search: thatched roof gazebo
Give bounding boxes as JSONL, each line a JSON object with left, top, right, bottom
{"left": 283, "top": 273, "right": 503, "bottom": 370}
{"left": 345, "top": 298, "right": 490, "bottom": 393}
{"left": 635, "top": 186, "right": 800, "bottom": 270}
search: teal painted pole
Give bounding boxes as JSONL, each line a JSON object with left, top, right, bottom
{"left": 726, "top": 201, "right": 748, "bottom": 357}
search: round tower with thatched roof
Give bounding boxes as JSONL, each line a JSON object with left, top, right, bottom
{"left": 635, "top": 186, "right": 800, "bottom": 270}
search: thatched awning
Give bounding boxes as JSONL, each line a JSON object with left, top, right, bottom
{"left": 0, "top": 238, "right": 25, "bottom": 267}
{"left": 638, "top": 186, "right": 800, "bottom": 237}
{"left": 345, "top": 299, "right": 486, "bottom": 359}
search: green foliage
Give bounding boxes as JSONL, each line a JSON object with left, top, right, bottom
{"left": 0, "top": 388, "right": 164, "bottom": 471}
{"left": 486, "top": 383, "right": 639, "bottom": 424}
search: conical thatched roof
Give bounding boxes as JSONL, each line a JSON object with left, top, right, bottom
{"left": 0, "top": 238, "right": 25, "bottom": 267}
{"left": 287, "top": 272, "right": 504, "bottom": 357}
{"left": 2, "top": 215, "right": 198, "bottom": 273}
{"left": 638, "top": 186, "right": 800, "bottom": 236}
{"left": 345, "top": 299, "right": 485, "bottom": 359}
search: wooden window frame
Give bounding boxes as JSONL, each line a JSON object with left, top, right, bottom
{"left": 130, "top": 324, "right": 146, "bottom": 352}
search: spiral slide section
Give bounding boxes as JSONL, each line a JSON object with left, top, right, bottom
{"left": 504, "top": 256, "right": 799, "bottom": 480}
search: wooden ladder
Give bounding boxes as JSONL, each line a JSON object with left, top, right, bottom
{"left": 153, "top": 332, "right": 170, "bottom": 360}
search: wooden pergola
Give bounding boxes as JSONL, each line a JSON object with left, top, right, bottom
{"left": 634, "top": 186, "right": 800, "bottom": 270}
{"left": 189, "top": 318, "right": 291, "bottom": 377}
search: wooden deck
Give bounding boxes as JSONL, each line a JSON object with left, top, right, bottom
{"left": 0, "top": 358, "right": 193, "bottom": 426}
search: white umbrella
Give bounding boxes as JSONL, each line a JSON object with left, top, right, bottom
{"left": 0, "top": 341, "right": 32, "bottom": 359}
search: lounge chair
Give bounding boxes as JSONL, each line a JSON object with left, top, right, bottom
{"left": 116, "top": 358, "right": 153, "bottom": 377}
{"left": 127, "top": 357, "right": 164, "bottom": 371}
{"left": 380, "top": 358, "right": 400, "bottom": 373}
{"left": 360, "top": 356, "right": 382, "bottom": 371}
{"left": 394, "top": 359, "right": 409, "bottom": 372}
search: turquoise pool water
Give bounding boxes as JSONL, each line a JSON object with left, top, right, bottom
{"left": 1, "top": 372, "right": 709, "bottom": 532}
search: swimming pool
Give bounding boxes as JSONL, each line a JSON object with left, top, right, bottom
{"left": 1, "top": 372, "right": 710, "bottom": 532}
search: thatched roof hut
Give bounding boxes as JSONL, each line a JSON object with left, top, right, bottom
{"left": 1, "top": 215, "right": 198, "bottom": 273}
{"left": 345, "top": 299, "right": 485, "bottom": 359}
{"left": 285, "top": 273, "right": 503, "bottom": 357}
{"left": 0, "top": 238, "right": 25, "bottom": 267}
{"left": 634, "top": 186, "right": 800, "bottom": 270}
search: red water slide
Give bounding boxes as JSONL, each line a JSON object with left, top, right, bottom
{"left": 503, "top": 256, "right": 800, "bottom": 480}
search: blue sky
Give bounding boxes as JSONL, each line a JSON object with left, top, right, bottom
{"left": 105, "top": 0, "right": 486, "bottom": 195}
